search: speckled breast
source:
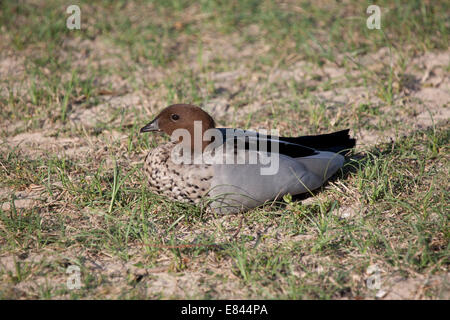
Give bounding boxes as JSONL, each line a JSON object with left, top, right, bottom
{"left": 143, "top": 142, "right": 214, "bottom": 204}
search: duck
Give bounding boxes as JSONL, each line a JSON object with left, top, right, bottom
{"left": 140, "top": 104, "right": 355, "bottom": 214}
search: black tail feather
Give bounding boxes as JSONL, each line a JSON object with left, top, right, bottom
{"left": 280, "top": 129, "right": 356, "bottom": 154}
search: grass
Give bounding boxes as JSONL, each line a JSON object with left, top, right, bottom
{"left": 0, "top": 0, "right": 449, "bottom": 299}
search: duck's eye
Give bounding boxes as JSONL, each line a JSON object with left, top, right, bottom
{"left": 171, "top": 114, "right": 180, "bottom": 121}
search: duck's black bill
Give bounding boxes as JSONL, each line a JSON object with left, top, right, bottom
{"left": 140, "top": 119, "right": 160, "bottom": 133}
